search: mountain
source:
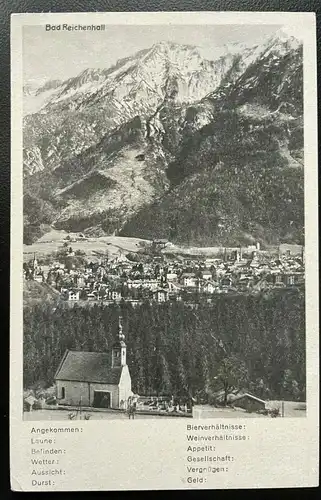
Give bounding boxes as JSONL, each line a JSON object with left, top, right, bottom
{"left": 23, "top": 41, "right": 257, "bottom": 167}
{"left": 23, "top": 79, "right": 63, "bottom": 117}
{"left": 23, "top": 32, "right": 304, "bottom": 247}
{"left": 121, "top": 32, "right": 304, "bottom": 245}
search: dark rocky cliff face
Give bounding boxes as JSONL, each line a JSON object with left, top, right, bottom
{"left": 23, "top": 33, "right": 304, "bottom": 246}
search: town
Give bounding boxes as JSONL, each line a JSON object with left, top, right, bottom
{"left": 23, "top": 236, "right": 305, "bottom": 306}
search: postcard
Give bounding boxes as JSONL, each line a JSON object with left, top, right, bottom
{"left": 10, "top": 11, "right": 319, "bottom": 491}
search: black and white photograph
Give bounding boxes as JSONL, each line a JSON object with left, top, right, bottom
{"left": 22, "top": 22, "right": 307, "bottom": 422}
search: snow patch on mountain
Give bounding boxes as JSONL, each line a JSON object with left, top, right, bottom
{"left": 23, "top": 147, "right": 45, "bottom": 175}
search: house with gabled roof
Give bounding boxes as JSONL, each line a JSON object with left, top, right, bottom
{"left": 201, "top": 281, "right": 217, "bottom": 294}
{"left": 180, "top": 273, "right": 197, "bottom": 287}
{"left": 231, "top": 393, "right": 266, "bottom": 412}
{"left": 201, "top": 269, "right": 213, "bottom": 280}
{"left": 54, "top": 317, "right": 132, "bottom": 409}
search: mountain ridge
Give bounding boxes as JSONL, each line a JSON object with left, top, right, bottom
{"left": 23, "top": 31, "right": 304, "bottom": 247}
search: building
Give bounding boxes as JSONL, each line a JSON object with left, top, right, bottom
{"left": 202, "top": 281, "right": 216, "bottom": 294}
{"left": 153, "top": 289, "right": 168, "bottom": 302}
{"left": 252, "top": 278, "right": 269, "bottom": 291}
{"left": 180, "top": 273, "right": 197, "bottom": 287}
{"left": 152, "top": 239, "right": 168, "bottom": 251}
{"left": 201, "top": 270, "right": 212, "bottom": 280}
{"left": 166, "top": 272, "right": 178, "bottom": 281}
{"left": 75, "top": 275, "right": 86, "bottom": 287}
{"left": 221, "top": 276, "right": 233, "bottom": 287}
{"left": 34, "top": 273, "right": 44, "bottom": 283}
{"left": 61, "top": 289, "right": 80, "bottom": 301}
{"left": 232, "top": 393, "right": 266, "bottom": 412}
{"left": 283, "top": 273, "right": 296, "bottom": 286}
{"left": 273, "top": 273, "right": 283, "bottom": 284}
{"left": 54, "top": 317, "right": 133, "bottom": 409}
{"left": 31, "top": 253, "right": 39, "bottom": 278}
{"left": 108, "top": 289, "right": 122, "bottom": 301}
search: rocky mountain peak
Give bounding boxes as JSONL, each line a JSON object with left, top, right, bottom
{"left": 65, "top": 68, "right": 106, "bottom": 88}
{"left": 148, "top": 40, "right": 199, "bottom": 57}
{"left": 261, "top": 28, "right": 301, "bottom": 56}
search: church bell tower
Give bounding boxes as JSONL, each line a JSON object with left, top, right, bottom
{"left": 111, "top": 316, "right": 127, "bottom": 368}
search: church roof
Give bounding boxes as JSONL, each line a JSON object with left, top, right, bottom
{"left": 54, "top": 350, "right": 122, "bottom": 384}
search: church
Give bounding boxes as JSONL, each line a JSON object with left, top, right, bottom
{"left": 54, "top": 317, "right": 133, "bottom": 409}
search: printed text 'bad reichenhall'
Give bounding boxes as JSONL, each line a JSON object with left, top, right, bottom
{"left": 45, "top": 24, "right": 106, "bottom": 31}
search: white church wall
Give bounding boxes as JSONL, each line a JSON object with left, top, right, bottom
{"left": 56, "top": 380, "right": 90, "bottom": 406}
{"left": 118, "top": 365, "right": 133, "bottom": 405}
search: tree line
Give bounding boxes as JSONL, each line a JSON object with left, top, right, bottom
{"left": 23, "top": 288, "right": 306, "bottom": 402}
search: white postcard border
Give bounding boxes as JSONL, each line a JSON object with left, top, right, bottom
{"left": 10, "top": 11, "right": 319, "bottom": 491}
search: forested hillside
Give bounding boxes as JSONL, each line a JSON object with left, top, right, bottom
{"left": 24, "top": 289, "right": 305, "bottom": 402}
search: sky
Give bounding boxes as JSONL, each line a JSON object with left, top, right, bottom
{"left": 23, "top": 24, "right": 283, "bottom": 84}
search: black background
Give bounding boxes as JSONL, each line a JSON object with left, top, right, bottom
{"left": 1, "top": 1, "right": 320, "bottom": 499}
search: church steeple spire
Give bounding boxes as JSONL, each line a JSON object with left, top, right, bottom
{"left": 111, "top": 315, "right": 127, "bottom": 368}
{"left": 118, "top": 315, "right": 125, "bottom": 342}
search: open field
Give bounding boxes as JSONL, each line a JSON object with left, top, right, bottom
{"left": 23, "top": 230, "right": 231, "bottom": 261}
{"left": 24, "top": 409, "right": 186, "bottom": 421}
{"left": 23, "top": 229, "right": 303, "bottom": 263}
{"left": 23, "top": 230, "right": 149, "bottom": 262}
